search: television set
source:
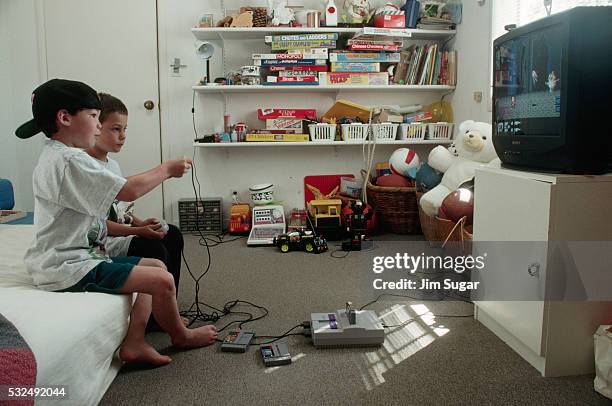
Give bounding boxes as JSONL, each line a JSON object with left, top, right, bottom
{"left": 492, "top": 6, "right": 612, "bottom": 174}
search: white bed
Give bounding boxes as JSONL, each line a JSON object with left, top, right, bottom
{"left": 0, "top": 225, "right": 132, "bottom": 406}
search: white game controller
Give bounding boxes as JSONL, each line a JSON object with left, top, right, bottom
{"left": 159, "top": 220, "right": 169, "bottom": 233}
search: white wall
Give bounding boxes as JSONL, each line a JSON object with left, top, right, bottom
{"left": 0, "top": 0, "right": 45, "bottom": 211}
{"left": 448, "top": 0, "right": 493, "bottom": 124}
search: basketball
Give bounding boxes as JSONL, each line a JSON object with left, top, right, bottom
{"left": 415, "top": 163, "right": 442, "bottom": 192}
{"left": 389, "top": 148, "right": 420, "bottom": 179}
{"left": 438, "top": 188, "right": 474, "bottom": 224}
{"left": 376, "top": 173, "right": 414, "bottom": 188}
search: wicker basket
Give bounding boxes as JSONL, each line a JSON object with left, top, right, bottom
{"left": 365, "top": 171, "right": 420, "bottom": 234}
{"left": 416, "top": 191, "right": 439, "bottom": 244}
{"left": 416, "top": 192, "right": 473, "bottom": 252}
{"left": 437, "top": 216, "right": 473, "bottom": 256}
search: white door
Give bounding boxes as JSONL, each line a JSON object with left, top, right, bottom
{"left": 41, "top": 0, "right": 163, "bottom": 219}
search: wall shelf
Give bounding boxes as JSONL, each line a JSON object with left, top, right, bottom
{"left": 194, "top": 140, "right": 452, "bottom": 148}
{"left": 191, "top": 27, "right": 456, "bottom": 42}
{"left": 193, "top": 84, "right": 455, "bottom": 93}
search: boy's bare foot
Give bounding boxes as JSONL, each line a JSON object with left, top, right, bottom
{"left": 173, "top": 325, "right": 218, "bottom": 349}
{"left": 120, "top": 341, "right": 172, "bottom": 366}
{"left": 181, "top": 316, "right": 190, "bottom": 327}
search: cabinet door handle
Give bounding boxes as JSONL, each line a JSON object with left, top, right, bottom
{"left": 527, "top": 263, "right": 540, "bottom": 277}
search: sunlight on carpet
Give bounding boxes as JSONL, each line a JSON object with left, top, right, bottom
{"left": 359, "top": 304, "right": 449, "bottom": 390}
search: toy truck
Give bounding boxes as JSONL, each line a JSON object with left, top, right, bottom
{"left": 273, "top": 230, "right": 328, "bottom": 254}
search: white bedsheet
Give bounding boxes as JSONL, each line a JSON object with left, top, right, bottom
{"left": 0, "top": 225, "right": 132, "bottom": 406}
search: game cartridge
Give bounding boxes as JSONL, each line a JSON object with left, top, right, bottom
{"left": 220, "top": 330, "right": 255, "bottom": 353}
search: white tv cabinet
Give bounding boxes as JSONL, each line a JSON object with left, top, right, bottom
{"left": 472, "top": 165, "right": 612, "bottom": 377}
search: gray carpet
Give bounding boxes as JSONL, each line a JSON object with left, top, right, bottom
{"left": 101, "top": 235, "right": 609, "bottom": 405}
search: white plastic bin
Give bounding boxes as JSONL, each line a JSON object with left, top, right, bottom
{"left": 427, "top": 122, "right": 454, "bottom": 140}
{"left": 371, "top": 123, "right": 399, "bottom": 143}
{"left": 308, "top": 124, "right": 336, "bottom": 142}
{"left": 341, "top": 123, "right": 369, "bottom": 143}
{"left": 399, "top": 123, "right": 427, "bottom": 141}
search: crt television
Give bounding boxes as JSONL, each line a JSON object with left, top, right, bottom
{"left": 492, "top": 6, "right": 612, "bottom": 174}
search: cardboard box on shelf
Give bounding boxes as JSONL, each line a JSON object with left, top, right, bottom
{"left": 322, "top": 100, "right": 371, "bottom": 123}
{"left": 266, "top": 118, "right": 303, "bottom": 131}
{"left": 376, "top": 109, "right": 403, "bottom": 123}
{"left": 257, "top": 109, "right": 317, "bottom": 120}
{"left": 374, "top": 14, "right": 406, "bottom": 28}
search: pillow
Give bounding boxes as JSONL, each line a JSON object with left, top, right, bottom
{"left": 0, "top": 225, "right": 35, "bottom": 287}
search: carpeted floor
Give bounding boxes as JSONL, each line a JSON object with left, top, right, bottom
{"left": 101, "top": 234, "right": 610, "bottom": 405}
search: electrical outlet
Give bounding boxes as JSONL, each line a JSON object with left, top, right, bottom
{"left": 473, "top": 91, "right": 483, "bottom": 103}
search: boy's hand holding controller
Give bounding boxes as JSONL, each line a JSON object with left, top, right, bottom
{"left": 136, "top": 223, "right": 166, "bottom": 240}
{"left": 164, "top": 158, "right": 192, "bottom": 178}
{"left": 134, "top": 218, "right": 169, "bottom": 240}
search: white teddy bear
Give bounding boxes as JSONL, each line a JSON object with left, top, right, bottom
{"left": 419, "top": 120, "right": 499, "bottom": 217}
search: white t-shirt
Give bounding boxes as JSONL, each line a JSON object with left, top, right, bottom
{"left": 98, "top": 156, "right": 134, "bottom": 257}
{"left": 24, "top": 140, "right": 126, "bottom": 291}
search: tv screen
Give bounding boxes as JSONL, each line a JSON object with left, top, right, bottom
{"left": 494, "top": 24, "right": 563, "bottom": 137}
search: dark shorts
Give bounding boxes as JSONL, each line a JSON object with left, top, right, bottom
{"left": 59, "top": 256, "right": 142, "bottom": 294}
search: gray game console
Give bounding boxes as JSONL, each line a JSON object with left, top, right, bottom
{"left": 310, "top": 309, "right": 384, "bottom": 348}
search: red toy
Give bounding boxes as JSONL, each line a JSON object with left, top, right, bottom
{"left": 342, "top": 201, "right": 378, "bottom": 235}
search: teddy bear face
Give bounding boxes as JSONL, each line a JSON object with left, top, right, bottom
{"left": 455, "top": 120, "right": 498, "bottom": 163}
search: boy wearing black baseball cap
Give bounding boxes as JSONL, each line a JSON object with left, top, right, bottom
{"left": 17, "top": 79, "right": 217, "bottom": 365}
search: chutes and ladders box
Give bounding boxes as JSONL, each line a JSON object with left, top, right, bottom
{"left": 257, "top": 109, "right": 317, "bottom": 120}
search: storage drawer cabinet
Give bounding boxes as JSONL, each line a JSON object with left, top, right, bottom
{"left": 178, "top": 197, "right": 223, "bottom": 234}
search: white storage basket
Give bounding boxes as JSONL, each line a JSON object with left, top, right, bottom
{"left": 308, "top": 124, "right": 336, "bottom": 142}
{"left": 371, "top": 123, "right": 398, "bottom": 143}
{"left": 341, "top": 123, "right": 369, "bottom": 143}
{"left": 427, "top": 122, "right": 454, "bottom": 140}
{"left": 399, "top": 123, "right": 427, "bottom": 141}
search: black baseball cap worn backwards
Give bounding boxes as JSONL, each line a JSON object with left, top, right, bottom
{"left": 15, "top": 79, "right": 102, "bottom": 139}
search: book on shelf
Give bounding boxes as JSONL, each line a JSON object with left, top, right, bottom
{"left": 319, "top": 72, "right": 389, "bottom": 86}
{"left": 402, "top": 44, "right": 456, "bottom": 86}
{"left": 254, "top": 59, "right": 328, "bottom": 66}
{"left": 245, "top": 133, "right": 310, "bottom": 142}
{"left": 264, "top": 33, "right": 339, "bottom": 43}
{"left": 0, "top": 210, "right": 27, "bottom": 224}
{"left": 330, "top": 62, "right": 381, "bottom": 73}
{"left": 329, "top": 52, "right": 400, "bottom": 63}
{"left": 270, "top": 40, "right": 337, "bottom": 51}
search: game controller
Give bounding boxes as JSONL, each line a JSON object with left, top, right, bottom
{"left": 159, "top": 220, "right": 169, "bottom": 233}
